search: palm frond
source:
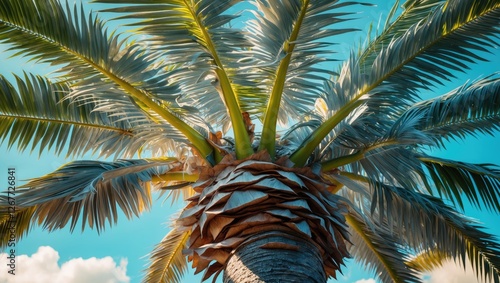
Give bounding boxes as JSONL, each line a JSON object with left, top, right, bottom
{"left": 144, "top": 224, "right": 190, "bottom": 283}
{"left": 320, "top": 105, "right": 432, "bottom": 172}
{"left": 0, "top": 0, "right": 214, "bottom": 160}
{"left": 400, "top": 75, "right": 500, "bottom": 148}
{"left": 419, "top": 155, "right": 500, "bottom": 213}
{"left": 337, "top": 173, "right": 500, "bottom": 283}
{"left": 252, "top": 0, "right": 360, "bottom": 156}
{"left": 0, "top": 73, "right": 153, "bottom": 158}
{"left": 301, "top": 71, "right": 500, "bottom": 176}
{"left": 346, "top": 211, "right": 421, "bottom": 283}
{"left": 96, "top": 0, "right": 253, "bottom": 158}
{"left": 366, "top": 0, "right": 500, "bottom": 111}
{"left": 358, "top": 0, "right": 444, "bottom": 67}
{"left": 388, "top": 187, "right": 500, "bottom": 283}
{"left": 289, "top": 55, "right": 369, "bottom": 166}
{"left": 290, "top": 0, "right": 500, "bottom": 165}
{"left": 340, "top": 174, "right": 500, "bottom": 283}
{"left": 319, "top": 113, "right": 432, "bottom": 191}
{"left": 8, "top": 158, "right": 178, "bottom": 232}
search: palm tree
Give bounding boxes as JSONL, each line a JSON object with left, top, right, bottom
{"left": 1, "top": 0, "right": 500, "bottom": 282}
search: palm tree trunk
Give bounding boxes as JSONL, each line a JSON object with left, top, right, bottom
{"left": 223, "top": 231, "right": 327, "bottom": 283}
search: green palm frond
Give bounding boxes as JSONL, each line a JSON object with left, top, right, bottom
{"left": 144, "top": 224, "right": 190, "bottom": 283}
{"left": 342, "top": 174, "right": 500, "bottom": 283}
{"left": 320, "top": 107, "right": 431, "bottom": 169}
{"left": 338, "top": 173, "right": 500, "bottom": 283}
{"left": 0, "top": 73, "right": 154, "bottom": 158}
{"left": 419, "top": 155, "right": 500, "bottom": 213}
{"left": 358, "top": 0, "right": 444, "bottom": 67}
{"left": 390, "top": 188, "right": 500, "bottom": 283}
{"left": 0, "top": 0, "right": 214, "bottom": 161}
{"left": 346, "top": 211, "right": 421, "bottom": 283}
{"left": 96, "top": 0, "right": 253, "bottom": 158}
{"left": 290, "top": 0, "right": 500, "bottom": 166}
{"left": 402, "top": 75, "right": 500, "bottom": 147}
{"left": 366, "top": 0, "right": 500, "bottom": 108}
{"left": 253, "top": 0, "right": 360, "bottom": 156}
{"left": 7, "top": 158, "right": 178, "bottom": 232}
{"left": 301, "top": 63, "right": 500, "bottom": 190}
{"left": 352, "top": 148, "right": 424, "bottom": 192}
{"left": 318, "top": 112, "right": 434, "bottom": 192}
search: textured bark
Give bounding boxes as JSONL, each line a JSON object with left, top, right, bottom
{"left": 223, "top": 231, "right": 327, "bottom": 283}
{"left": 178, "top": 152, "right": 349, "bottom": 281}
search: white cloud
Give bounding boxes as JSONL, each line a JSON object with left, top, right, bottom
{"left": 354, "top": 279, "right": 377, "bottom": 283}
{"left": 423, "top": 259, "right": 494, "bottom": 283}
{"left": 0, "top": 246, "right": 129, "bottom": 283}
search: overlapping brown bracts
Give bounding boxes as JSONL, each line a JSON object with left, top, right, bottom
{"left": 178, "top": 152, "right": 350, "bottom": 280}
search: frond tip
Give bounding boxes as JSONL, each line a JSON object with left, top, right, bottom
{"left": 11, "top": 158, "right": 178, "bottom": 233}
{"left": 144, "top": 225, "right": 191, "bottom": 283}
{"left": 0, "top": 73, "right": 140, "bottom": 158}
{"left": 419, "top": 155, "right": 500, "bottom": 213}
{"left": 346, "top": 212, "right": 421, "bottom": 283}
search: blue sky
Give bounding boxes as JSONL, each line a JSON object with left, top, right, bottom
{"left": 0, "top": 1, "right": 499, "bottom": 282}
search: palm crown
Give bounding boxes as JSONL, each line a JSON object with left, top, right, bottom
{"left": 1, "top": 0, "right": 500, "bottom": 282}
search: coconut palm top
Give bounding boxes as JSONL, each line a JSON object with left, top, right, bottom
{"left": 1, "top": 0, "right": 500, "bottom": 282}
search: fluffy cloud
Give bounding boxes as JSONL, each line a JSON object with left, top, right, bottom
{"left": 0, "top": 246, "right": 129, "bottom": 283}
{"left": 345, "top": 259, "right": 492, "bottom": 283}
{"left": 423, "top": 259, "right": 492, "bottom": 283}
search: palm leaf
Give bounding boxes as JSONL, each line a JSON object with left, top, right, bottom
{"left": 0, "top": 73, "right": 156, "bottom": 158}
{"left": 0, "top": 0, "right": 214, "bottom": 161}
{"left": 400, "top": 75, "right": 500, "bottom": 147}
{"left": 8, "top": 158, "right": 178, "bottom": 232}
{"left": 358, "top": 0, "right": 444, "bottom": 67}
{"left": 320, "top": 106, "right": 431, "bottom": 169}
{"left": 339, "top": 174, "right": 500, "bottom": 283}
{"left": 290, "top": 0, "right": 500, "bottom": 166}
{"left": 253, "top": 0, "right": 360, "bottom": 157}
{"left": 419, "top": 155, "right": 500, "bottom": 213}
{"left": 319, "top": 111, "right": 434, "bottom": 192}
{"left": 307, "top": 73, "right": 500, "bottom": 188}
{"left": 346, "top": 211, "right": 421, "bottom": 283}
{"left": 144, "top": 224, "right": 191, "bottom": 283}
{"left": 96, "top": 0, "right": 253, "bottom": 159}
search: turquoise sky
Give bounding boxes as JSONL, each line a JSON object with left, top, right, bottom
{"left": 0, "top": 1, "right": 499, "bottom": 283}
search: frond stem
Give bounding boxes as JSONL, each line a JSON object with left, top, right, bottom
{"left": 259, "top": 0, "right": 310, "bottom": 158}
{"left": 0, "top": 113, "right": 134, "bottom": 136}
{"left": 290, "top": 99, "right": 363, "bottom": 166}
{"left": 159, "top": 229, "right": 190, "bottom": 283}
{"left": 184, "top": 0, "right": 253, "bottom": 159}
{"left": 66, "top": 49, "right": 215, "bottom": 164}
{"left": 0, "top": 15, "right": 216, "bottom": 163}
{"left": 151, "top": 172, "right": 200, "bottom": 183}
{"left": 345, "top": 214, "right": 401, "bottom": 282}
{"left": 291, "top": 3, "right": 498, "bottom": 167}
{"left": 321, "top": 140, "right": 399, "bottom": 171}
{"left": 339, "top": 171, "right": 369, "bottom": 183}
